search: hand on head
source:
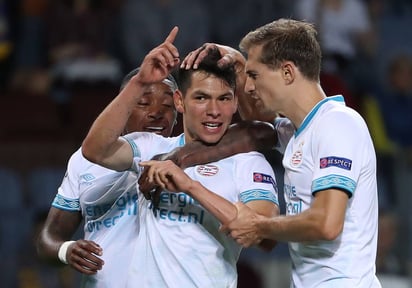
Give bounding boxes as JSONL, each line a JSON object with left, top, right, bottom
{"left": 136, "top": 26, "right": 180, "bottom": 85}
{"left": 181, "top": 43, "right": 245, "bottom": 71}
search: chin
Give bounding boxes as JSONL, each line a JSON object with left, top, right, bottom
{"left": 200, "top": 135, "right": 223, "bottom": 145}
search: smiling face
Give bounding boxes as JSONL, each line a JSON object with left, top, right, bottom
{"left": 175, "top": 71, "right": 237, "bottom": 144}
{"left": 124, "top": 82, "right": 177, "bottom": 137}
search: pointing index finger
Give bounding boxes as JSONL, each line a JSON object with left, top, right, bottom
{"left": 165, "top": 26, "right": 179, "bottom": 44}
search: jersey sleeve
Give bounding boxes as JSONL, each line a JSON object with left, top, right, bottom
{"left": 52, "top": 149, "right": 82, "bottom": 211}
{"left": 235, "top": 152, "right": 279, "bottom": 206}
{"left": 123, "top": 132, "right": 181, "bottom": 173}
{"left": 311, "top": 109, "right": 364, "bottom": 197}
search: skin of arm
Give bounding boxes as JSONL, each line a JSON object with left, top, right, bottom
{"left": 138, "top": 43, "right": 278, "bottom": 200}
{"left": 139, "top": 159, "right": 279, "bottom": 251}
{"left": 138, "top": 120, "right": 277, "bottom": 202}
{"left": 82, "top": 27, "right": 180, "bottom": 171}
{"left": 81, "top": 78, "right": 145, "bottom": 171}
{"left": 37, "top": 207, "right": 104, "bottom": 274}
{"left": 178, "top": 120, "right": 277, "bottom": 169}
{"left": 163, "top": 43, "right": 279, "bottom": 170}
{"left": 222, "top": 188, "right": 348, "bottom": 247}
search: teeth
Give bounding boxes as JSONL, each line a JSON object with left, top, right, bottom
{"left": 204, "top": 123, "right": 219, "bottom": 128}
{"left": 146, "top": 127, "right": 164, "bottom": 131}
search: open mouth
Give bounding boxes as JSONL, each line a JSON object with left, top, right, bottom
{"left": 202, "top": 122, "right": 222, "bottom": 130}
{"left": 145, "top": 126, "right": 166, "bottom": 133}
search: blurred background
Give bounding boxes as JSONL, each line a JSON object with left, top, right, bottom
{"left": 1, "top": 0, "right": 412, "bottom": 287}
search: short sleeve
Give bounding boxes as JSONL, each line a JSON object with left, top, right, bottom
{"left": 52, "top": 149, "right": 82, "bottom": 211}
{"left": 235, "top": 152, "right": 279, "bottom": 205}
{"left": 311, "top": 109, "right": 366, "bottom": 196}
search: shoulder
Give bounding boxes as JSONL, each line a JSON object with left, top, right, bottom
{"left": 319, "top": 102, "right": 366, "bottom": 129}
{"left": 230, "top": 151, "right": 273, "bottom": 168}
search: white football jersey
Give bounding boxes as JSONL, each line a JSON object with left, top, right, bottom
{"left": 277, "top": 96, "right": 380, "bottom": 287}
{"left": 52, "top": 148, "right": 140, "bottom": 288}
{"left": 124, "top": 133, "right": 279, "bottom": 288}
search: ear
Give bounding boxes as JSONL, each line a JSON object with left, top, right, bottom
{"left": 282, "top": 61, "right": 295, "bottom": 85}
{"left": 173, "top": 90, "right": 185, "bottom": 113}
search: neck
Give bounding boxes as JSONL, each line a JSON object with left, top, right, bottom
{"left": 281, "top": 82, "right": 326, "bottom": 130}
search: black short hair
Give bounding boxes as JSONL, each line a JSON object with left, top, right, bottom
{"left": 176, "top": 48, "right": 237, "bottom": 95}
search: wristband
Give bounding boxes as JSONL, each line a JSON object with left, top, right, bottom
{"left": 58, "top": 241, "right": 76, "bottom": 264}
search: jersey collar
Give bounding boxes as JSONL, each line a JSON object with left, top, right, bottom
{"left": 295, "top": 95, "right": 345, "bottom": 137}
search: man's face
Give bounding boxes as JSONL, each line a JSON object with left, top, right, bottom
{"left": 175, "top": 71, "right": 237, "bottom": 144}
{"left": 244, "top": 45, "right": 285, "bottom": 115}
{"left": 124, "top": 82, "right": 177, "bottom": 137}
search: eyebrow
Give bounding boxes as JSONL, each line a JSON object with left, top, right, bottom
{"left": 191, "top": 89, "right": 234, "bottom": 98}
{"left": 246, "top": 69, "right": 257, "bottom": 76}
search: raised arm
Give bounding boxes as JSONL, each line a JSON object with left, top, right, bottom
{"left": 82, "top": 27, "right": 181, "bottom": 171}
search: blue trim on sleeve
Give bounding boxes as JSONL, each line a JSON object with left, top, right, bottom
{"left": 122, "top": 135, "right": 140, "bottom": 158}
{"left": 51, "top": 194, "right": 81, "bottom": 211}
{"left": 295, "top": 95, "right": 345, "bottom": 137}
{"left": 312, "top": 174, "right": 355, "bottom": 196}
{"left": 239, "top": 189, "right": 279, "bottom": 205}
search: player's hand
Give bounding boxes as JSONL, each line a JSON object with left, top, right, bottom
{"left": 135, "top": 26, "right": 180, "bottom": 85}
{"left": 139, "top": 160, "right": 194, "bottom": 193}
{"left": 220, "top": 202, "right": 264, "bottom": 247}
{"left": 180, "top": 43, "right": 245, "bottom": 71}
{"left": 66, "top": 239, "right": 104, "bottom": 275}
{"left": 138, "top": 148, "right": 183, "bottom": 206}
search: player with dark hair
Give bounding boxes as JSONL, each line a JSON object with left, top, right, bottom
{"left": 82, "top": 27, "right": 279, "bottom": 288}
{"left": 180, "top": 18, "right": 381, "bottom": 287}
{"left": 37, "top": 68, "right": 178, "bottom": 287}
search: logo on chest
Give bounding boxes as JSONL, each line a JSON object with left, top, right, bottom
{"left": 196, "top": 165, "right": 219, "bottom": 176}
{"left": 290, "top": 141, "right": 304, "bottom": 167}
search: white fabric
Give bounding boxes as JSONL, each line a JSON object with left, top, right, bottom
{"left": 278, "top": 96, "right": 381, "bottom": 287}
{"left": 52, "top": 148, "right": 140, "bottom": 288}
{"left": 125, "top": 133, "right": 279, "bottom": 288}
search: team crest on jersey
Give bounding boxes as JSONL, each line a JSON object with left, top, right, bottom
{"left": 253, "top": 172, "right": 275, "bottom": 187}
{"left": 196, "top": 165, "right": 219, "bottom": 176}
{"left": 290, "top": 141, "right": 304, "bottom": 167}
{"left": 320, "top": 156, "right": 352, "bottom": 170}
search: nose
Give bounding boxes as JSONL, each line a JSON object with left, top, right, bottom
{"left": 244, "top": 77, "right": 255, "bottom": 95}
{"left": 206, "top": 100, "right": 220, "bottom": 118}
{"left": 148, "top": 106, "right": 164, "bottom": 120}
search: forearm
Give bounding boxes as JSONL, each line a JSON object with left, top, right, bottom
{"left": 82, "top": 76, "right": 144, "bottom": 165}
{"left": 259, "top": 209, "right": 339, "bottom": 242}
{"left": 188, "top": 181, "right": 237, "bottom": 225}
{"left": 37, "top": 208, "right": 81, "bottom": 264}
{"left": 37, "top": 228, "right": 66, "bottom": 265}
{"left": 177, "top": 121, "right": 276, "bottom": 169}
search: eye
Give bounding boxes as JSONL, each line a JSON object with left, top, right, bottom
{"left": 194, "top": 95, "right": 206, "bottom": 101}
{"left": 137, "top": 101, "right": 149, "bottom": 106}
{"left": 163, "top": 103, "right": 174, "bottom": 109}
{"left": 218, "top": 94, "right": 234, "bottom": 102}
{"left": 247, "top": 72, "right": 258, "bottom": 80}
